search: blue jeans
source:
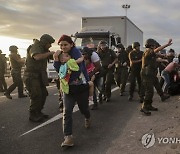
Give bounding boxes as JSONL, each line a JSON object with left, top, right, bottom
{"left": 93, "top": 76, "right": 104, "bottom": 105}
{"left": 161, "top": 70, "right": 170, "bottom": 93}
{"left": 63, "top": 84, "right": 90, "bottom": 136}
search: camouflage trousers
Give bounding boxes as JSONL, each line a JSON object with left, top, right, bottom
{"left": 23, "top": 73, "right": 48, "bottom": 113}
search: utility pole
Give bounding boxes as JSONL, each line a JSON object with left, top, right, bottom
{"left": 122, "top": 4, "right": 130, "bottom": 48}
{"left": 122, "top": 4, "right": 131, "bottom": 17}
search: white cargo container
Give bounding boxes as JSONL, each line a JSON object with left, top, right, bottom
{"left": 47, "top": 60, "right": 58, "bottom": 82}
{"left": 74, "top": 16, "right": 143, "bottom": 50}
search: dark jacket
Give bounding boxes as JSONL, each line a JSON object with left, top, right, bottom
{"left": 54, "top": 47, "right": 89, "bottom": 83}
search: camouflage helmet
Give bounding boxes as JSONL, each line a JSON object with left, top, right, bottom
{"left": 9, "top": 45, "right": 18, "bottom": 52}
{"left": 40, "top": 34, "right": 55, "bottom": 44}
{"left": 132, "top": 42, "right": 140, "bottom": 49}
{"left": 126, "top": 45, "right": 133, "bottom": 51}
{"left": 145, "top": 38, "right": 156, "bottom": 48}
{"left": 116, "top": 43, "right": 124, "bottom": 49}
{"left": 154, "top": 41, "right": 161, "bottom": 48}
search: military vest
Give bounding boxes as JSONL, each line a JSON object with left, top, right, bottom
{"left": 129, "top": 50, "right": 143, "bottom": 72}
{"left": 117, "top": 50, "right": 129, "bottom": 67}
{"left": 141, "top": 48, "right": 158, "bottom": 77}
{"left": 142, "top": 48, "right": 157, "bottom": 69}
{"left": 25, "top": 40, "right": 48, "bottom": 72}
{"left": 9, "top": 53, "right": 22, "bottom": 71}
{"left": 98, "top": 48, "right": 116, "bottom": 68}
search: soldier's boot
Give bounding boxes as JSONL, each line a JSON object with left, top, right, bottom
{"left": 161, "top": 94, "right": 170, "bottom": 102}
{"left": 61, "top": 135, "right": 74, "bottom": 147}
{"left": 140, "top": 107, "right": 151, "bottom": 116}
{"left": 120, "top": 92, "right": 123, "bottom": 96}
{"left": 147, "top": 106, "right": 158, "bottom": 111}
{"left": 106, "top": 97, "right": 111, "bottom": 102}
{"left": 39, "top": 111, "right": 49, "bottom": 119}
{"left": 4, "top": 92, "right": 12, "bottom": 99}
{"left": 18, "top": 94, "right": 28, "bottom": 98}
{"left": 139, "top": 97, "right": 144, "bottom": 103}
{"left": 128, "top": 95, "right": 133, "bottom": 101}
{"left": 85, "top": 118, "right": 91, "bottom": 129}
{"left": 91, "top": 104, "right": 98, "bottom": 110}
{"left": 98, "top": 93, "right": 103, "bottom": 104}
{"left": 29, "top": 111, "right": 44, "bottom": 122}
{"left": 141, "top": 102, "right": 151, "bottom": 116}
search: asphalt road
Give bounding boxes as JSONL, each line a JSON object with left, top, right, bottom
{"left": 0, "top": 82, "right": 140, "bottom": 154}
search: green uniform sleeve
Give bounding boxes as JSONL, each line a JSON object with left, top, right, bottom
{"left": 12, "top": 54, "right": 21, "bottom": 62}
{"left": 67, "top": 59, "right": 79, "bottom": 71}
{"left": 29, "top": 42, "right": 43, "bottom": 58}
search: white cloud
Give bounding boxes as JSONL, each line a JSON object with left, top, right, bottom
{"left": 0, "top": 0, "right": 179, "bottom": 53}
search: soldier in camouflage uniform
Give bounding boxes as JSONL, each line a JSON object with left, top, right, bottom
{"left": 139, "top": 41, "right": 170, "bottom": 103}
{"left": 97, "top": 40, "right": 117, "bottom": 102}
{"left": 114, "top": 43, "right": 129, "bottom": 96}
{"left": 0, "top": 50, "right": 7, "bottom": 92}
{"left": 4, "top": 46, "right": 26, "bottom": 99}
{"left": 128, "top": 42, "right": 143, "bottom": 101}
{"left": 126, "top": 45, "right": 133, "bottom": 55}
{"left": 23, "top": 34, "right": 55, "bottom": 122}
{"left": 140, "top": 38, "right": 172, "bottom": 116}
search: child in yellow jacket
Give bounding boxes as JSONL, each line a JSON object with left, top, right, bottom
{"left": 58, "top": 52, "right": 94, "bottom": 100}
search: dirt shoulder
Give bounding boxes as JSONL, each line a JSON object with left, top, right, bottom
{"left": 106, "top": 93, "right": 180, "bottom": 154}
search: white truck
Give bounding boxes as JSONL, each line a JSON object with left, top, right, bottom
{"left": 47, "top": 59, "right": 58, "bottom": 82}
{"left": 73, "top": 16, "right": 143, "bottom": 50}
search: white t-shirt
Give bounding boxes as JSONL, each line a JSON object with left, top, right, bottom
{"left": 91, "top": 52, "right": 100, "bottom": 63}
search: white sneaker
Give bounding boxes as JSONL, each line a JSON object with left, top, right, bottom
{"left": 89, "top": 96, "right": 94, "bottom": 104}
{"left": 61, "top": 135, "right": 74, "bottom": 147}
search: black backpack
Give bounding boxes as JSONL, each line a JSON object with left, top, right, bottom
{"left": 168, "top": 82, "right": 180, "bottom": 95}
{"left": 168, "top": 71, "right": 180, "bottom": 95}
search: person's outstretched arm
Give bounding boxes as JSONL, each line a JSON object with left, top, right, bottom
{"left": 154, "top": 39, "right": 172, "bottom": 53}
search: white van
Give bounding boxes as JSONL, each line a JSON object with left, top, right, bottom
{"left": 47, "top": 60, "right": 58, "bottom": 82}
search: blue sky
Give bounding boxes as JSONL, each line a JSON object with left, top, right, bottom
{"left": 0, "top": 0, "right": 179, "bottom": 57}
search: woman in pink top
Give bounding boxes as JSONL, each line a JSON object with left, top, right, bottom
{"left": 161, "top": 58, "right": 180, "bottom": 93}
